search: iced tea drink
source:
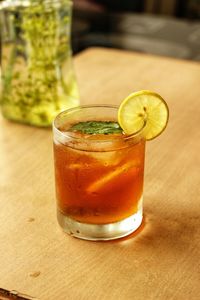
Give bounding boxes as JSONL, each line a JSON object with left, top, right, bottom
{"left": 53, "top": 105, "right": 145, "bottom": 240}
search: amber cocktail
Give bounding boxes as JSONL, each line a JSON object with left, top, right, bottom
{"left": 53, "top": 105, "right": 145, "bottom": 240}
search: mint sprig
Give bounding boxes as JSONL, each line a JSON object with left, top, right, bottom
{"left": 69, "top": 121, "right": 123, "bottom": 135}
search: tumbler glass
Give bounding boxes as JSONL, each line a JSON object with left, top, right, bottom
{"left": 53, "top": 105, "right": 146, "bottom": 240}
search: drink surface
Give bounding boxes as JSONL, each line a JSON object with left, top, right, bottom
{"left": 54, "top": 121, "right": 145, "bottom": 224}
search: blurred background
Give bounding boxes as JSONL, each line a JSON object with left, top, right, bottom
{"left": 72, "top": 0, "right": 200, "bottom": 61}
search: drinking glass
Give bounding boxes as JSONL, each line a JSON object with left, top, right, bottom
{"left": 53, "top": 105, "right": 146, "bottom": 240}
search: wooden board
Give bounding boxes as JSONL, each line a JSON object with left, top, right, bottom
{"left": 0, "top": 48, "right": 200, "bottom": 300}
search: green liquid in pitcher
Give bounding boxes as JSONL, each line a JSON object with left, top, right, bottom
{"left": 0, "top": 0, "right": 79, "bottom": 126}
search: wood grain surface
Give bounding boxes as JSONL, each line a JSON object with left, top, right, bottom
{"left": 0, "top": 48, "right": 200, "bottom": 300}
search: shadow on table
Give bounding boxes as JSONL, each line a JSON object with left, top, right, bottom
{"left": 110, "top": 200, "right": 199, "bottom": 254}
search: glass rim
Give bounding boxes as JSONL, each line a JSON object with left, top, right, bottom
{"left": 53, "top": 104, "right": 146, "bottom": 143}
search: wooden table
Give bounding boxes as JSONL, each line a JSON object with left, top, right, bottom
{"left": 0, "top": 48, "right": 200, "bottom": 300}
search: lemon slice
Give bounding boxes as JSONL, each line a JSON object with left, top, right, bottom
{"left": 86, "top": 162, "right": 139, "bottom": 193}
{"left": 118, "top": 90, "right": 169, "bottom": 140}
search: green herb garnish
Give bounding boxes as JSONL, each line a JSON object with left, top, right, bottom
{"left": 69, "top": 121, "right": 123, "bottom": 135}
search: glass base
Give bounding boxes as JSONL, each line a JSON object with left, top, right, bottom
{"left": 57, "top": 204, "right": 143, "bottom": 241}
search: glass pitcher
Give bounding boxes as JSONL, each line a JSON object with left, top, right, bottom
{"left": 0, "top": 0, "right": 79, "bottom": 126}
